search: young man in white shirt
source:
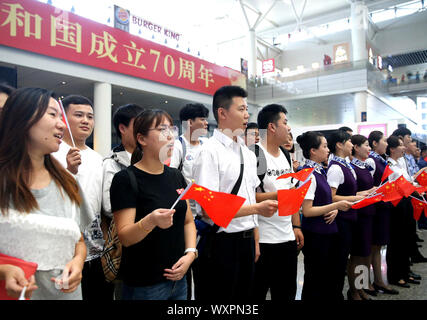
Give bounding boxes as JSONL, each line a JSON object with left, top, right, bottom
{"left": 170, "top": 103, "right": 209, "bottom": 300}
{"left": 192, "top": 86, "right": 278, "bottom": 301}
{"left": 102, "top": 103, "right": 144, "bottom": 219}
{"left": 52, "top": 95, "right": 113, "bottom": 300}
{"left": 252, "top": 104, "right": 304, "bottom": 301}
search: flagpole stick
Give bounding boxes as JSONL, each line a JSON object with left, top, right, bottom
{"left": 170, "top": 180, "right": 194, "bottom": 210}
{"left": 409, "top": 195, "right": 427, "bottom": 204}
{"left": 58, "top": 99, "right": 76, "bottom": 148}
{"left": 18, "top": 285, "right": 27, "bottom": 300}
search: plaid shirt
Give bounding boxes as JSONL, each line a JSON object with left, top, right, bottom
{"left": 404, "top": 153, "right": 419, "bottom": 177}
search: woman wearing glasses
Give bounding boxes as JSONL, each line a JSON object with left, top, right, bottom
{"left": 110, "top": 109, "right": 197, "bottom": 300}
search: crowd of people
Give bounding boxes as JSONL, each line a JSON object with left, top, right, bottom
{"left": 0, "top": 82, "right": 426, "bottom": 301}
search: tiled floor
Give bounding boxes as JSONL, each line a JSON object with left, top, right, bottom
{"left": 290, "top": 229, "right": 427, "bottom": 300}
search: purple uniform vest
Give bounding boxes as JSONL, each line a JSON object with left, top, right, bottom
{"left": 301, "top": 167, "right": 338, "bottom": 234}
{"left": 328, "top": 160, "right": 357, "bottom": 221}
{"left": 369, "top": 154, "right": 386, "bottom": 187}
{"left": 352, "top": 164, "right": 376, "bottom": 216}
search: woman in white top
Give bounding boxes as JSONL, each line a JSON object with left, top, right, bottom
{"left": 0, "top": 88, "right": 92, "bottom": 300}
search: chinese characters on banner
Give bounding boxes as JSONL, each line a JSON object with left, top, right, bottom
{"left": 0, "top": 0, "right": 246, "bottom": 95}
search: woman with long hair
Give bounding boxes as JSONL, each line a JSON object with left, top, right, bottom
{"left": 110, "top": 109, "right": 197, "bottom": 300}
{"left": 365, "top": 131, "right": 398, "bottom": 295}
{"left": 0, "top": 88, "right": 93, "bottom": 300}
{"left": 297, "top": 131, "right": 352, "bottom": 300}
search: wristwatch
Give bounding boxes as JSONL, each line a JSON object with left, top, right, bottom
{"left": 184, "top": 248, "right": 198, "bottom": 259}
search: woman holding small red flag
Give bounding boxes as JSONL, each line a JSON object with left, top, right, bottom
{"left": 297, "top": 131, "right": 352, "bottom": 301}
{"left": 366, "top": 131, "right": 398, "bottom": 295}
{"left": 326, "top": 130, "right": 372, "bottom": 300}
{"left": 0, "top": 88, "right": 93, "bottom": 300}
{"left": 110, "top": 109, "right": 197, "bottom": 300}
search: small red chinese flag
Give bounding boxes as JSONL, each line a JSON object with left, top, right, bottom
{"left": 411, "top": 198, "right": 426, "bottom": 221}
{"left": 395, "top": 176, "right": 416, "bottom": 198}
{"left": 164, "top": 158, "right": 171, "bottom": 167}
{"left": 381, "top": 165, "right": 393, "bottom": 183}
{"left": 391, "top": 198, "right": 402, "bottom": 207}
{"left": 277, "top": 167, "right": 314, "bottom": 182}
{"left": 352, "top": 194, "right": 382, "bottom": 209}
{"left": 181, "top": 183, "right": 246, "bottom": 228}
{"left": 416, "top": 171, "right": 427, "bottom": 187}
{"left": 377, "top": 181, "right": 402, "bottom": 203}
{"left": 0, "top": 253, "right": 38, "bottom": 300}
{"left": 415, "top": 186, "right": 427, "bottom": 194}
{"left": 277, "top": 180, "right": 312, "bottom": 216}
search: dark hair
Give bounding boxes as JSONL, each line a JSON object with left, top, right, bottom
{"left": 245, "top": 122, "right": 258, "bottom": 136}
{"left": 421, "top": 146, "right": 427, "bottom": 154}
{"left": 286, "top": 131, "right": 295, "bottom": 153}
{"left": 131, "top": 109, "right": 174, "bottom": 165}
{"left": 0, "top": 88, "right": 81, "bottom": 214}
{"left": 386, "top": 135, "right": 402, "bottom": 156}
{"left": 212, "top": 86, "right": 247, "bottom": 122}
{"left": 328, "top": 130, "right": 351, "bottom": 154}
{"left": 179, "top": 103, "right": 209, "bottom": 122}
{"left": 0, "top": 83, "right": 15, "bottom": 95}
{"left": 297, "top": 131, "right": 324, "bottom": 159}
{"left": 113, "top": 104, "right": 144, "bottom": 139}
{"left": 351, "top": 134, "right": 368, "bottom": 156}
{"left": 257, "top": 104, "right": 288, "bottom": 131}
{"left": 392, "top": 127, "right": 411, "bottom": 138}
{"left": 62, "top": 94, "right": 93, "bottom": 111}
{"left": 338, "top": 126, "right": 353, "bottom": 134}
{"left": 368, "top": 130, "right": 384, "bottom": 149}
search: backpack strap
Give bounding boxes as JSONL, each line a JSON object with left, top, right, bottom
{"left": 178, "top": 136, "right": 186, "bottom": 172}
{"left": 250, "top": 144, "right": 267, "bottom": 193}
{"left": 126, "top": 167, "right": 139, "bottom": 196}
{"left": 279, "top": 146, "right": 292, "bottom": 167}
{"left": 210, "top": 146, "right": 244, "bottom": 233}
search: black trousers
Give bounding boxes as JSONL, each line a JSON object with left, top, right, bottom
{"left": 197, "top": 230, "right": 255, "bottom": 301}
{"left": 335, "top": 217, "right": 354, "bottom": 300}
{"left": 386, "top": 199, "right": 411, "bottom": 282}
{"left": 81, "top": 257, "right": 115, "bottom": 301}
{"left": 253, "top": 241, "right": 297, "bottom": 301}
{"left": 301, "top": 230, "right": 341, "bottom": 301}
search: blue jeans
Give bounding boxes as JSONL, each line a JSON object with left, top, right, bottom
{"left": 122, "top": 276, "right": 187, "bottom": 300}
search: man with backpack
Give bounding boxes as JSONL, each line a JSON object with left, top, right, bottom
{"left": 170, "top": 103, "right": 209, "bottom": 300}
{"left": 101, "top": 103, "right": 144, "bottom": 298}
{"left": 251, "top": 104, "right": 304, "bottom": 301}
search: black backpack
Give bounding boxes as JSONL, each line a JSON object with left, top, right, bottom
{"left": 250, "top": 144, "right": 292, "bottom": 192}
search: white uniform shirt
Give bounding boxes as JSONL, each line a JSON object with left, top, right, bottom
{"left": 388, "top": 157, "right": 412, "bottom": 182}
{"left": 256, "top": 143, "right": 295, "bottom": 244}
{"left": 192, "top": 129, "right": 260, "bottom": 233}
{"left": 170, "top": 136, "right": 205, "bottom": 217}
{"left": 327, "top": 157, "right": 357, "bottom": 189}
{"left": 365, "top": 157, "right": 376, "bottom": 178}
{"left": 52, "top": 142, "right": 104, "bottom": 261}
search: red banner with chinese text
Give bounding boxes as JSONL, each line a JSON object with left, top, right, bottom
{"left": 0, "top": 0, "right": 246, "bottom": 95}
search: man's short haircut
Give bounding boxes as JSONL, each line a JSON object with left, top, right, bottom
{"left": 338, "top": 126, "right": 353, "bottom": 133}
{"left": 0, "top": 83, "right": 15, "bottom": 95}
{"left": 212, "top": 86, "right": 247, "bottom": 122}
{"left": 245, "top": 122, "right": 258, "bottom": 136}
{"left": 257, "top": 104, "right": 288, "bottom": 130}
{"left": 392, "top": 127, "right": 412, "bottom": 138}
{"left": 179, "top": 103, "right": 209, "bottom": 122}
{"left": 62, "top": 94, "right": 93, "bottom": 111}
{"left": 113, "top": 104, "right": 145, "bottom": 139}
